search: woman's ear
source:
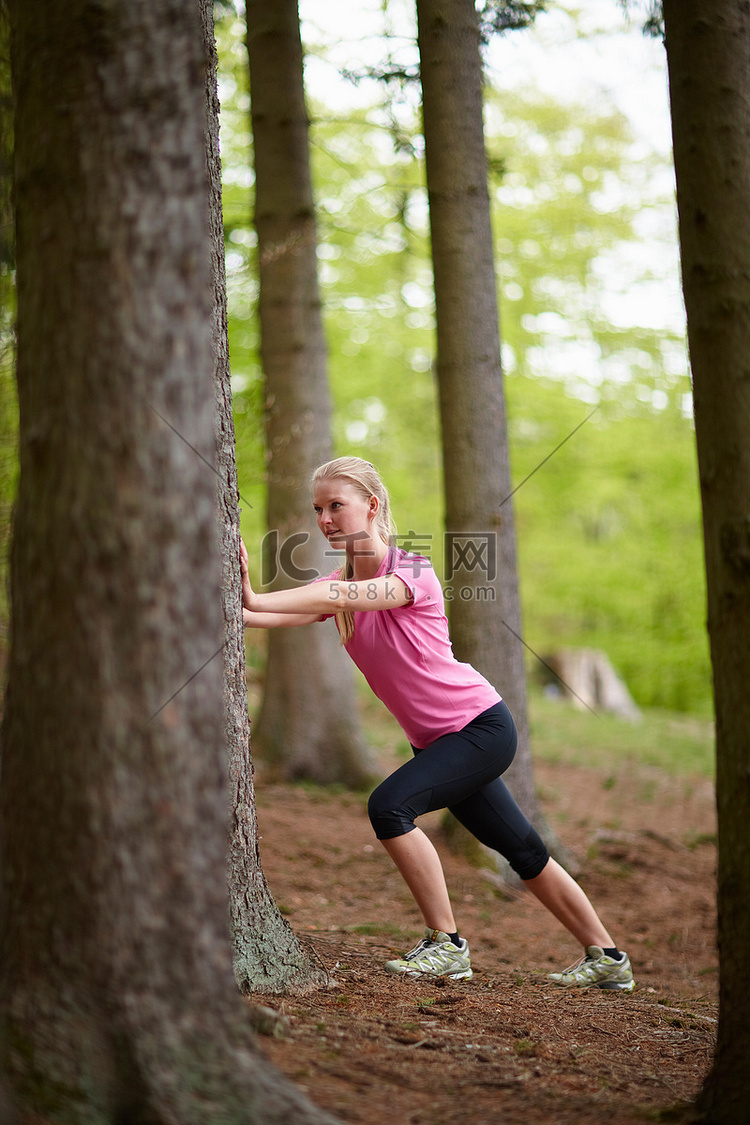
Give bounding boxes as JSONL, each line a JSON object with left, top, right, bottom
{"left": 368, "top": 494, "right": 380, "bottom": 518}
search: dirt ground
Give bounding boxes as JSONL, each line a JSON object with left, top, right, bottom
{"left": 247, "top": 746, "right": 718, "bottom": 1125}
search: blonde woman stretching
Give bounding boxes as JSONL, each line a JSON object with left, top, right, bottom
{"left": 241, "top": 457, "right": 634, "bottom": 991}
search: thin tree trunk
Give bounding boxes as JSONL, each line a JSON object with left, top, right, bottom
{"left": 246, "top": 0, "right": 378, "bottom": 789}
{"left": 0, "top": 1, "right": 338, "bottom": 1120}
{"left": 0, "top": 5, "right": 11, "bottom": 271}
{"left": 0, "top": 2, "right": 15, "bottom": 643}
{"left": 416, "top": 0, "right": 554, "bottom": 845}
{"left": 200, "top": 0, "right": 324, "bottom": 994}
{"left": 663, "top": 3, "right": 750, "bottom": 1121}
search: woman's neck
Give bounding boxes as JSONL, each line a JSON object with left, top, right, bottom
{"left": 349, "top": 533, "right": 389, "bottom": 581}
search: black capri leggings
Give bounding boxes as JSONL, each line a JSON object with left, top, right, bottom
{"left": 367, "top": 701, "right": 549, "bottom": 882}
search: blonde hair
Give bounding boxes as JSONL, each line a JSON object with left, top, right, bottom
{"left": 311, "top": 457, "right": 397, "bottom": 643}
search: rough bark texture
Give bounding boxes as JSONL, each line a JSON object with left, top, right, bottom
{"left": 0, "top": 5, "right": 11, "bottom": 272}
{"left": 199, "top": 0, "right": 323, "bottom": 996}
{"left": 416, "top": 0, "right": 550, "bottom": 837}
{"left": 0, "top": 1, "right": 338, "bottom": 1121}
{"left": 663, "top": 4, "right": 750, "bottom": 1122}
{"left": 246, "top": 0, "right": 377, "bottom": 788}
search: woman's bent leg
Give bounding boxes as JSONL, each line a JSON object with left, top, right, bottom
{"left": 367, "top": 704, "right": 516, "bottom": 934}
{"left": 380, "top": 828, "right": 456, "bottom": 935}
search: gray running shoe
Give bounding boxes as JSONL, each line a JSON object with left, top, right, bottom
{"left": 548, "top": 945, "right": 635, "bottom": 991}
{"left": 385, "top": 928, "right": 472, "bottom": 980}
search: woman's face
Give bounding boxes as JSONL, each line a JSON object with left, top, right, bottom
{"left": 312, "top": 478, "right": 377, "bottom": 550}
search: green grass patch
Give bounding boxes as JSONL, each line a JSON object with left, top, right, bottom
{"left": 349, "top": 922, "right": 410, "bottom": 938}
{"left": 528, "top": 687, "right": 714, "bottom": 778}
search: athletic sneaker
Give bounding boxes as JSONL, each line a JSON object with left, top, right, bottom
{"left": 385, "top": 928, "right": 473, "bottom": 980}
{"left": 547, "top": 945, "right": 635, "bottom": 991}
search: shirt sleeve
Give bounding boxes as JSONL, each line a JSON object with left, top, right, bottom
{"left": 388, "top": 555, "right": 441, "bottom": 608}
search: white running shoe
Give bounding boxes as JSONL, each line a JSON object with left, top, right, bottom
{"left": 548, "top": 945, "right": 635, "bottom": 991}
{"left": 385, "top": 928, "right": 472, "bottom": 980}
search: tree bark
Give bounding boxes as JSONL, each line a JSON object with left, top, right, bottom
{"left": 0, "top": 4, "right": 10, "bottom": 272}
{"left": 0, "top": 1, "right": 338, "bottom": 1120}
{"left": 0, "top": 3, "right": 15, "bottom": 639}
{"left": 415, "top": 0, "right": 551, "bottom": 838}
{"left": 662, "top": 4, "right": 750, "bottom": 1122}
{"left": 199, "top": 0, "right": 323, "bottom": 995}
{"left": 246, "top": 0, "right": 377, "bottom": 788}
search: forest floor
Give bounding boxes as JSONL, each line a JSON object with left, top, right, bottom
{"left": 247, "top": 730, "right": 717, "bottom": 1125}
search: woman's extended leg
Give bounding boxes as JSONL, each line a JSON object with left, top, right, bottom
{"left": 367, "top": 704, "right": 517, "bottom": 979}
{"left": 451, "top": 781, "right": 617, "bottom": 946}
{"left": 523, "top": 857, "right": 614, "bottom": 948}
{"left": 451, "top": 780, "right": 635, "bottom": 989}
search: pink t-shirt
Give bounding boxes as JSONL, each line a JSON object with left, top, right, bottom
{"left": 320, "top": 547, "right": 501, "bottom": 748}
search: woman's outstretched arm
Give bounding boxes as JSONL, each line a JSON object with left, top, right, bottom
{"left": 240, "top": 539, "right": 321, "bottom": 629}
{"left": 240, "top": 539, "right": 412, "bottom": 625}
{"left": 242, "top": 608, "right": 322, "bottom": 629}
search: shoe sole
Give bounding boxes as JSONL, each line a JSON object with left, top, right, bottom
{"left": 597, "top": 979, "right": 635, "bottom": 992}
{"left": 549, "top": 977, "right": 635, "bottom": 991}
{"left": 386, "top": 967, "right": 473, "bottom": 980}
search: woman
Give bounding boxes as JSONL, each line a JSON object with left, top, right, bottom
{"left": 242, "top": 457, "right": 634, "bottom": 991}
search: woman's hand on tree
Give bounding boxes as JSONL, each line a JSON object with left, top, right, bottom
{"left": 240, "top": 538, "right": 255, "bottom": 611}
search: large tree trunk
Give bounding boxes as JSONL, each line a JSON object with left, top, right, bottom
{"left": 415, "top": 0, "right": 551, "bottom": 839}
{"left": 200, "top": 0, "right": 323, "bottom": 995}
{"left": 246, "top": 0, "right": 377, "bottom": 788}
{"left": 662, "top": 4, "right": 750, "bottom": 1122}
{"left": 0, "top": 1, "right": 338, "bottom": 1120}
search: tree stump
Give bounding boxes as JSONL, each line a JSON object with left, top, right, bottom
{"left": 541, "top": 648, "right": 641, "bottom": 721}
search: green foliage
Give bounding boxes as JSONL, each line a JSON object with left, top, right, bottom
{"left": 485, "top": 86, "right": 683, "bottom": 401}
{"left": 484, "top": 86, "right": 706, "bottom": 712}
{"left": 618, "top": 0, "right": 664, "bottom": 39}
{"left": 309, "top": 104, "right": 443, "bottom": 531}
{"left": 509, "top": 375, "right": 709, "bottom": 714}
{"left": 478, "top": 0, "right": 548, "bottom": 42}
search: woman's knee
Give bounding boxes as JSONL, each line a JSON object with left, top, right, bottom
{"left": 508, "top": 827, "right": 550, "bottom": 881}
{"left": 367, "top": 783, "right": 416, "bottom": 841}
